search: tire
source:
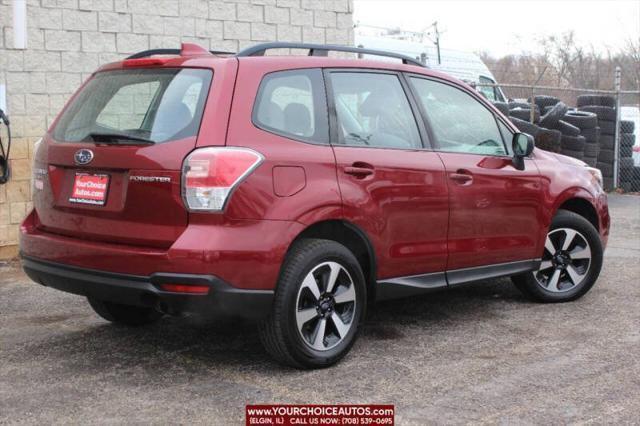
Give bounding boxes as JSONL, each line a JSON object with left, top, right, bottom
{"left": 509, "top": 108, "right": 540, "bottom": 123}
{"left": 620, "top": 181, "right": 632, "bottom": 192}
{"left": 509, "top": 101, "right": 538, "bottom": 111}
{"left": 579, "top": 105, "right": 616, "bottom": 121}
{"left": 510, "top": 117, "right": 540, "bottom": 137}
{"left": 580, "top": 126, "right": 600, "bottom": 143}
{"left": 620, "top": 157, "right": 635, "bottom": 169}
{"left": 584, "top": 142, "right": 599, "bottom": 158}
{"left": 620, "top": 120, "right": 635, "bottom": 134}
{"left": 529, "top": 95, "right": 560, "bottom": 110}
{"left": 600, "top": 135, "right": 614, "bottom": 150}
{"left": 258, "top": 239, "right": 366, "bottom": 369}
{"left": 576, "top": 94, "right": 616, "bottom": 108}
{"left": 583, "top": 156, "right": 597, "bottom": 167}
{"left": 560, "top": 149, "right": 584, "bottom": 160}
{"left": 492, "top": 101, "right": 510, "bottom": 116}
{"left": 554, "top": 120, "right": 581, "bottom": 136}
{"left": 512, "top": 210, "right": 603, "bottom": 303}
{"left": 563, "top": 110, "right": 598, "bottom": 129}
{"left": 620, "top": 144, "right": 633, "bottom": 157}
{"left": 560, "top": 134, "right": 586, "bottom": 151}
{"left": 539, "top": 102, "right": 569, "bottom": 128}
{"left": 621, "top": 133, "right": 635, "bottom": 147}
{"left": 631, "top": 173, "right": 640, "bottom": 191}
{"left": 535, "top": 128, "right": 562, "bottom": 152}
{"left": 597, "top": 161, "right": 614, "bottom": 177}
{"left": 87, "top": 297, "right": 163, "bottom": 326}
{"left": 599, "top": 120, "right": 616, "bottom": 135}
{"left": 598, "top": 149, "right": 615, "bottom": 163}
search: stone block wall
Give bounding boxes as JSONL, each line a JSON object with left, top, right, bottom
{"left": 0, "top": 0, "right": 354, "bottom": 258}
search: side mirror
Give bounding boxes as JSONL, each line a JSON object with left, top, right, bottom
{"left": 512, "top": 132, "right": 534, "bottom": 171}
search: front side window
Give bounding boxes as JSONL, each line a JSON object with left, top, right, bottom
{"left": 497, "top": 119, "right": 514, "bottom": 155}
{"left": 253, "top": 69, "right": 328, "bottom": 144}
{"left": 410, "top": 77, "right": 507, "bottom": 156}
{"left": 54, "top": 68, "right": 212, "bottom": 144}
{"left": 329, "top": 72, "right": 421, "bottom": 150}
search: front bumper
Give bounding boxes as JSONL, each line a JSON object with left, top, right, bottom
{"left": 21, "top": 255, "right": 273, "bottom": 319}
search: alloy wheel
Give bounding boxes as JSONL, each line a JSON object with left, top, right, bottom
{"left": 534, "top": 227, "right": 592, "bottom": 293}
{"left": 295, "top": 261, "right": 357, "bottom": 351}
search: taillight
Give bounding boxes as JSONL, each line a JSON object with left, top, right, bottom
{"left": 182, "top": 147, "right": 263, "bottom": 212}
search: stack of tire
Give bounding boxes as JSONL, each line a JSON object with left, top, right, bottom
{"left": 501, "top": 99, "right": 562, "bottom": 153}
{"left": 577, "top": 95, "right": 617, "bottom": 191}
{"left": 619, "top": 120, "right": 637, "bottom": 192}
{"left": 633, "top": 166, "right": 640, "bottom": 193}
{"left": 535, "top": 98, "right": 587, "bottom": 159}
{"left": 562, "top": 110, "right": 600, "bottom": 167}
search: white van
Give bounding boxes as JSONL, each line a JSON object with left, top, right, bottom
{"left": 354, "top": 35, "right": 507, "bottom": 102}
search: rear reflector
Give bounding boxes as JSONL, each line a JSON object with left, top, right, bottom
{"left": 159, "top": 284, "right": 210, "bottom": 294}
{"left": 182, "top": 147, "right": 263, "bottom": 211}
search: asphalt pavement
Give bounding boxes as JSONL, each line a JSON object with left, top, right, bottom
{"left": 1, "top": 194, "right": 639, "bottom": 424}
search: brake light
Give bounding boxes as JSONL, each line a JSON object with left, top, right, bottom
{"left": 122, "top": 58, "right": 169, "bottom": 67}
{"left": 182, "top": 147, "right": 263, "bottom": 211}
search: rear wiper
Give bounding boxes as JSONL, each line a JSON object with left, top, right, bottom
{"left": 87, "top": 132, "right": 155, "bottom": 145}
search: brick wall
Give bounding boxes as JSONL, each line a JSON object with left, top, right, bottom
{"left": 0, "top": 0, "right": 354, "bottom": 258}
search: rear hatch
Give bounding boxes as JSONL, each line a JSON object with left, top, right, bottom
{"left": 33, "top": 64, "right": 219, "bottom": 248}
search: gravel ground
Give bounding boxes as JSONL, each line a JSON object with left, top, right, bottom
{"left": 1, "top": 194, "right": 639, "bottom": 425}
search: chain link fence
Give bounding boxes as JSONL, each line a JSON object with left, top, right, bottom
{"left": 477, "top": 73, "right": 640, "bottom": 193}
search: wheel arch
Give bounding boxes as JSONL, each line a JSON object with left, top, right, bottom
{"left": 286, "top": 220, "right": 378, "bottom": 302}
{"left": 555, "top": 194, "right": 600, "bottom": 232}
{"left": 538, "top": 188, "right": 601, "bottom": 256}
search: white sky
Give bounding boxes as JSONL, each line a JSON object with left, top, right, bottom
{"left": 354, "top": 0, "right": 640, "bottom": 56}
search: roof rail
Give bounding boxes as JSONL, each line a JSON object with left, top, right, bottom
{"left": 126, "top": 42, "right": 426, "bottom": 68}
{"left": 236, "top": 42, "right": 426, "bottom": 67}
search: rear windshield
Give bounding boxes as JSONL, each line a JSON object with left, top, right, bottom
{"left": 53, "top": 68, "right": 212, "bottom": 144}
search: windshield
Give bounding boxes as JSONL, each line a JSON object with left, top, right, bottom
{"left": 53, "top": 68, "right": 212, "bottom": 144}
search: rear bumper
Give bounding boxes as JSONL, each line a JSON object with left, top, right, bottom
{"left": 21, "top": 255, "right": 273, "bottom": 319}
{"left": 20, "top": 209, "right": 304, "bottom": 291}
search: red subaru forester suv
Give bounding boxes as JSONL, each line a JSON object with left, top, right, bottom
{"left": 20, "top": 43, "right": 610, "bottom": 368}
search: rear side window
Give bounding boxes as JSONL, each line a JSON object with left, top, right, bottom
{"left": 253, "top": 69, "right": 328, "bottom": 144}
{"left": 53, "top": 68, "right": 212, "bottom": 144}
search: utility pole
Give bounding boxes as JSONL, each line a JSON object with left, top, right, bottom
{"left": 432, "top": 21, "right": 441, "bottom": 65}
{"left": 422, "top": 21, "right": 441, "bottom": 65}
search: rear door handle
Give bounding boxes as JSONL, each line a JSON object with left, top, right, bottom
{"left": 449, "top": 170, "right": 473, "bottom": 185}
{"left": 344, "top": 164, "right": 374, "bottom": 177}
